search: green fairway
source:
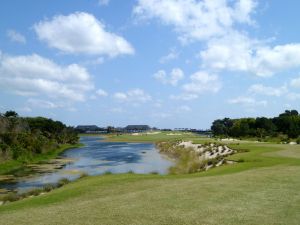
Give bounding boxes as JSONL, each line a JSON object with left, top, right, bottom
{"left": 103, "top": 131, "right": 208, "bottom": 142}
{"left": 1, "top": 138, "right": 300, "bottom": 225}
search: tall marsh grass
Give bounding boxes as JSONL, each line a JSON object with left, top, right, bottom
{"left": 156, "top": 140, "right": 228, "bottom": 174}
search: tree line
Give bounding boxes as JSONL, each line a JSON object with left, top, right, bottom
{"left": 211, "top": 110, "right": 300, "bottom": 140}
{"left": 0, "top": 111, "right": 79, "bottom": 162}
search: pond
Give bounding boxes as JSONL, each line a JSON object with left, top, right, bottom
{"left": 0, "top": 136, "right": 173, "bottom": 193}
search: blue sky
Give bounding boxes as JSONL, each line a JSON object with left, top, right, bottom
{"left": 1, "top": 0, "right": 300, "bottom": 129}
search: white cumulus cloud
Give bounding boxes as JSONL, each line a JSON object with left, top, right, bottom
{"left": 169, "top": 70, "right": 221, "bottom": 101}
{"left": 177, "top": 105, "right": 191, "bottom": 112}
{"left": 159, "top": 48, "right": 179, "bottom": 63}
{"left": 27, "top": 98, "right": 62, "bottom": 109}
{"left": 251, "top": 44, "right": 300, "bottom": 76}
{"left": 0, "top": 51, "right": 93, "bottom": 102}
{"left": 153, "top": 68, "right": 184, "bottom": 86}
{"left": 200, "top": 32, "right": 255, "bottom": 72}
{"left": 248, "top": 84, "right": 288, "bottom": 97}
{"left": 134, "top": 0, "right": 257, "bottom": 42}
{"left": 6, "top": 30, "right": 26, "bottom": 44}
{"left": 98, "top": 0, "right": 110, "bottom": 6}
{"left": 286, "top": 93, "right": 300, "bottom": 101}
{"left": 182, "top": 71, "right": 221, "bottom": 94}
{"left": 201, "top": 33, "right": 300, "bottom": 77}
{"left": 34, "top": 12, "right": 134, "bottom": 57}
{"left": 113, "top": 89, "right": 152, "bottom": 103}
{"left": 96, "top": 89, "right": 108, "bottom": 97}
{"left": 134, "top": 0, "right": 300, "bottom": 78}
{"left": 290, "top": 77, "right": 300, "bottom": 88}
{"left": 170, "top": 93, "right": 199, "bottom": 101}
{"left": 228, "top": 96, "right": 267, "bottom": 106}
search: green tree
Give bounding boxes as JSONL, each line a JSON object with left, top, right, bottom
{"left": 255, "top": 117, "right": 276, "bottom": 135}
{"left": 211, "top": 118, "right": 233, "bottom": 136}
{"left": 107, "top": 126, "right": 116, "bottom": 133}
{"left": 273, "top": 110, "right": 300, "bottom": 138}
{"left": 4, "top": 111, "right": 18, "bottom": 118}
{"left": 0, "top": 111, "right": 79, "bottom": 162}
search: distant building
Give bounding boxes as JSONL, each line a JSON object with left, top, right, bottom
{"left": 75, "top": 125, "right": 107, "bottom": 133}
{"left": 115, "top": 127, "right": 125, "bottom": 133}
{"left": 124, "top": 125, "right": 151, "bottom": 133}
{"left": 161, "top": 129, "right": 172, "bottom": 131}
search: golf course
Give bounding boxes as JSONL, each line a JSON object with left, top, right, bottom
{"left": 2, "top": 0, "right": 300, "bottom": 224}
{"left": 1, "top": 132, "right": 300, "bottom": 225}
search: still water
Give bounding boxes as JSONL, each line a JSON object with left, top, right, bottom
{"left": 0, "top": 136, "right": 173, "bottom": 193}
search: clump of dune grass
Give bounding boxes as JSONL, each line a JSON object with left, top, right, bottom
{"left": 79, "top": 172, "right": 88, "bottom": 179}
{"left": 157, "top": 140, "right": 207, "bottom": 174}
{"left": 57, "top": 178, "right": 70, "bottom": 187}
{"left": 0, "top": 192, "right": 20, "bottom": 203}
{"left": 43, "top": 184, "right": 56, "bottom": 192}
{"left": 168, "top": 151, "right": 208, "bottom": 174}
{"left": 104, "top": 171, "right": 112, "bottom": 175}
{"left": 0, "top": 188, "right": 45, "bottom": 204}
{"left": 0, "top": 177, "right": 73, "bottom": 205}
{"left": 26, "top": 188, "right": 42, "bottom": 196}
{"left": 157, "top": 140, "right": 234, "bottom": 174}
{"left": 150, "top": 171, "right": 159, "bottom": 175}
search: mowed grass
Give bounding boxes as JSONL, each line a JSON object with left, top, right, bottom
{"left": 103, "top": 131, "right": 208, "bottom": 143}
{"left": 1, "top": 137, "right": 300, "bottom": 225}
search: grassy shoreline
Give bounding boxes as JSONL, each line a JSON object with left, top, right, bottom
{"left": 1, "top": 139, "right": 300, "bottom": 225}
{"left": 2, "top": 133, "right": 300, "bottom": 224}
{"left": 0, "top": 143, "right": 84, "bottom": 175}
{"left": 103, "top": 133, "right": 300, "bottom": 176}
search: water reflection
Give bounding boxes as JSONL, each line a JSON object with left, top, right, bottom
{"left": 0, "top": 136, "right": 173, "bottom": 193}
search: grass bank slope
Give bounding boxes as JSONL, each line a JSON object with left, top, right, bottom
{"left": 1, "top": 166, "right": 300, "bottom": 225}
{"left": 1, "top": 139, "right": 300, "bottom": 225}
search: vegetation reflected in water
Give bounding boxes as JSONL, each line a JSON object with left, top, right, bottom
{"left": 0, "top": 136, "right": 173, "bottom": 194}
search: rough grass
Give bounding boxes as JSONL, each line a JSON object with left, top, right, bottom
{"left": 1, "top": 138, "right": 300, "bottom": 224}
{"left": 0, "top": 143, "right": 83, "bottom": 175}
{"left": 156, "top": 141, "right": 210, "bottom": 174}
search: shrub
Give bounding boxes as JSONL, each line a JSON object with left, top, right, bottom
{"left": 104, "top": 171, "right": 112, "bottom": 175}
{"left": 57, "top": 178, "right": 70, "bottom": 187}
{"left": 19, "top": 189, "right": 44, "bottom": 199}
{"left": 150, "top": 171, "right": 159, "bottom": 175}
{"left": 296, "top": 136, "right": 300, "bottom": 144}
{"left": 278, "top": 134, "right": 290, "bottom": 143}
{"left": 79, "top": 172, "right": 88, "bottom": 178}
{"left": 1, "top": 192, "right": 20, "bottom": 202}
{"left": 234, "top": 148, "right": 249, "bottom": 153}
{"left": 237, "top": 158, "right": 245, "bottom": 163}
{"left": 43, "top": 184, "right": 56, "bottom": 192}
{"left": 26, "top": 188, "right": 43, "bottom": 196}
